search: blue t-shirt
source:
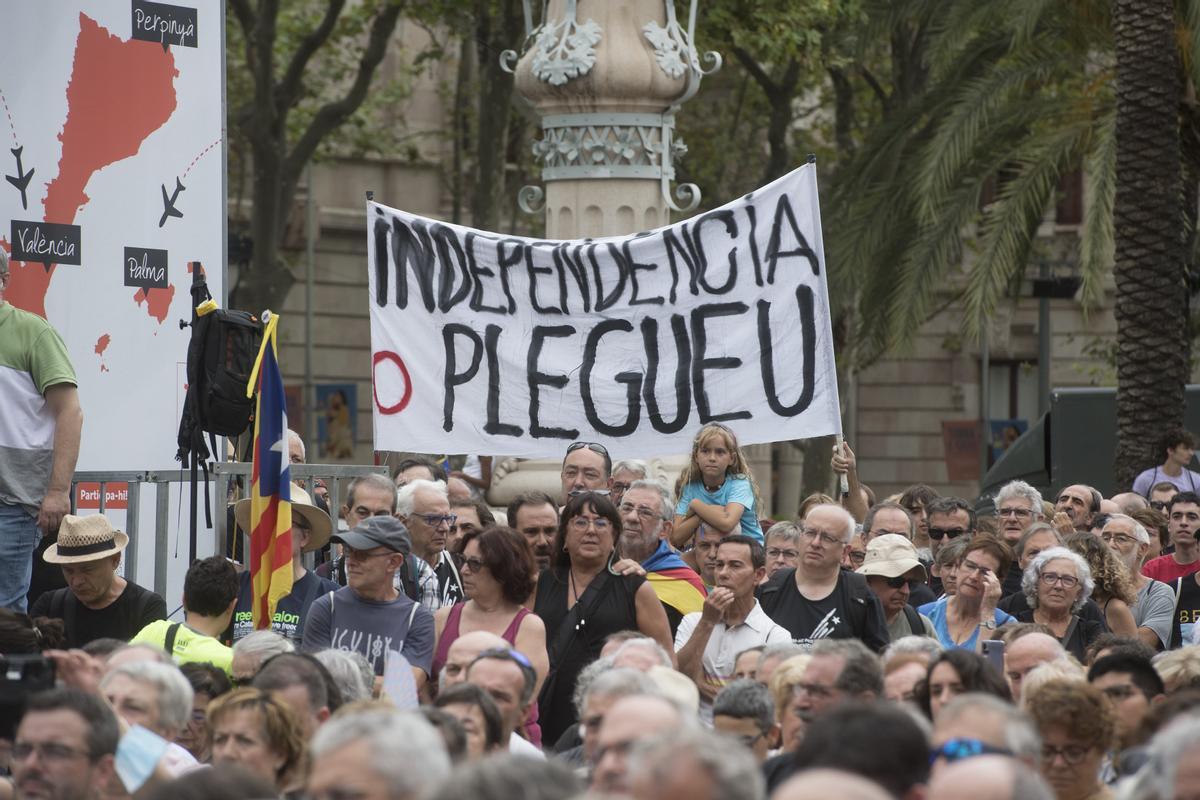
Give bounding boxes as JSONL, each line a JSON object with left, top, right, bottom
{"left": 919, "top": 596, "right": 1015, "bottom": 650}
{"left": 676, "top": 475, "right": 763, "bottom": 542}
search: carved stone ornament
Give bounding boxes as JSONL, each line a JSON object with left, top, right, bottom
{"left": 642, "top": 19, "right": 695, "bottom": 79}
{"left": 531, "top": 16, "right": 602, "bottom": 86}
{"left": 531, "top": 121, "right": 687, "bottom": 172}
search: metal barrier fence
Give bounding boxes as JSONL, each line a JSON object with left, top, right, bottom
{"left": 70, "top": 463, "right": 387, "bottom": 597}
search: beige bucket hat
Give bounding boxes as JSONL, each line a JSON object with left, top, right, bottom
{"left": 44, "top": 514, "right": 129, "bottom": 564}
{"left": 233, "top": 485, "right": 332, "bottom": 553}
{"left": 856, "top": 533, "right": 928, "bottom": 581}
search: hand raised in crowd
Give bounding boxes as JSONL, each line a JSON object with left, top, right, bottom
{"left": 43, "top": 648, "right": 104, "bottom": 696}
{"left": 979, "top": 569, "right": 1002, "bottom": 615}
{"left": 700, "top": 586, "right": 736, "bottom": 625}
{"left": 830, "top": 441, "right": 857, "bottom": 475}
{"left": 1052, "top": 511, "right": 1074, "bottom": 536}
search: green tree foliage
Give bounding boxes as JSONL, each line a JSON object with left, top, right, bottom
{"left": 225, "top": 0, "right": 408, "bottom": 313}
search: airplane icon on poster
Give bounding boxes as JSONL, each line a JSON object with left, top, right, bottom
{"left": 159, "top": 176, "right": 184, "bottom": 227}
{"left": 6, "top": 146, "right": 33, "bottom": 210}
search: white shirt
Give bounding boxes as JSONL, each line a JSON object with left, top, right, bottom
{"left": 508, "top": 732, "right": 545, "bottom": 759}
{"left": 674, "top": 598, "right": 792, "bottom": 723}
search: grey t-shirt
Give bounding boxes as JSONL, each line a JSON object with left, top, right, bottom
{"left": 1133, "top": 578, "right": 1176, "bottom": 649}
{"left": 301, "top": 586, "right": 435, "bottom": 676}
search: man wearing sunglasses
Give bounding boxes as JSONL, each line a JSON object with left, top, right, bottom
{"left": 561, "top": 441, "right": 613, "bottom": 502}
{"left": 858, "top": 534, "right": 936, "bottom": 642}
{"left": 396, "top": 479, "right": 463, "bottom": 611}
{"left": 925, "top": 497, "right": 976, "bottom": 594}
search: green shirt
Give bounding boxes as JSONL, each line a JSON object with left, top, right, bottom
{"left": 0, "top": 303, "right": 76, "bottom": 514}
{"left": 131, "top": 619, "right": 233, "bottom": 677}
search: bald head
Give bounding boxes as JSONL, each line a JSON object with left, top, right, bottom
{"left": 1110, "top": 492, "right": 1149, "bottom": 514}
{"left": 929, "top": 756, "right": 1053, "bottom": 800}
{"left": 1004, "top": 633, "right": 1065, "bottom": 699}
{"left": 775, "top": 770, "right": 891, "bottom": 800}
{"left": 441, "top": 631, "right": 508, "bottom": 690}
{"left": 592, "top": 695, "right": 687, "bottom": 794}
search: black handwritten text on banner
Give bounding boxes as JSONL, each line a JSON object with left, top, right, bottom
{"left": 367, "top": 164, "right": 842, "bottom": 458}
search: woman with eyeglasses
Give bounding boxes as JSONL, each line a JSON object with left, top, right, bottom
{"left": 433, "top": 526, "right": 549, "bottom": 741}
{"left": 1026, "top": 679, "right": 1116, "bottom": 800}
{"left": 918, "top": 535, "right": 1016, "bottom": 652}
{"left": 1065, "top": 533, "right": 1138, "bottom": 638}
{"left": 532, "top": 492, "right": 674, "bottom": 745}
{"left": 1015, "top": 547, "right": 1105, "bottom": 662}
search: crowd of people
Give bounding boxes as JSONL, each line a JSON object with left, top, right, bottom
{"left": 5, "top": 417, "right": 1200, "bottom": 799}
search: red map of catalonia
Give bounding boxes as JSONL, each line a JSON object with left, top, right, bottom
{"left": 6, "top": 12, "right": 178, "bottom": 321}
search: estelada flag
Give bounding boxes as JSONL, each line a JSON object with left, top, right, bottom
{"left": 246, "top": 312, "right": 293, "bottom": 629}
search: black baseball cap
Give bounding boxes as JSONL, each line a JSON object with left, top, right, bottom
{"left": 333, "top": 516, "right": 412, "bottom": 556}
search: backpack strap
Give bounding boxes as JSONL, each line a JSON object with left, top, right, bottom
{"left": 163, "top": 622, "right": 182, "bottom": 657}
{"left": 902, "top": 603, "right": 922, "bottom": 636}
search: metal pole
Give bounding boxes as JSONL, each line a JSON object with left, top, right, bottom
{"left": 125, "top": 482, "right": 141, "bottom": 583}
{"left": 1038, "top": 262, "right": 1050, "bottom": 416}
{"left": 305, "top": 164, "right": 317, "bottom": 451}
{"left": 980, "top": 326, "right": 991, "bottom": 483}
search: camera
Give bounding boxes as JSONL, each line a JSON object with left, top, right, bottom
{"left": 0, "top": 655, "right": 56, "bottom": 740}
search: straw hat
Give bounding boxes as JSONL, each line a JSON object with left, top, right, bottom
{"left": 44, "top": 515, "right": 129, "bottom": 564}
{"left": 233, "top": 485, "right": 332, "bottom": 553}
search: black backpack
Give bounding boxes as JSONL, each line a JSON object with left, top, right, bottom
{"left": 176, "top": 264, "right": 263, "bottom": 560}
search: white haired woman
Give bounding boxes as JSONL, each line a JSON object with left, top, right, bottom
{"left": 1015, "top": 547, "right": 1106, "bottom": 661}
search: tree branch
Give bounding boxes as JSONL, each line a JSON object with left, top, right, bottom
{"left": 282, "top": 2, "right": 405, "bottom": 205}
{"left": 277, "top": 0, "right": 348, "bottom": 111}
{"left": 859, "top": 66, "right": 890, "bottom": 109}
{"left": 731, "top": 45, "right": 779, "bottom": 98}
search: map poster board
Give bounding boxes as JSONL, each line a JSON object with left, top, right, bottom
{"left": 0, "top": 2, "right": 224, "bottom": 590}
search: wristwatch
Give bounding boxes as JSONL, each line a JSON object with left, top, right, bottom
{"left": 980, "top": 619, "right": 997, "bottom": 630}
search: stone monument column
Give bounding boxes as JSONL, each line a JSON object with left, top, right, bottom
{"left": 507, "top": 0, "right": 717, "bottom": 237}
{"left": 489, "top": 0, "right": 752, "bottom": 509}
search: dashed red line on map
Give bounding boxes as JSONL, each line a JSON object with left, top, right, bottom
{"left": 181, "top": 137, "right": 221, "bottom": 179}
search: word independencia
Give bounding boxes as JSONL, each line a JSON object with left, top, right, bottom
{"left": 371, "top": 192, "right": 820, "bottom": 317}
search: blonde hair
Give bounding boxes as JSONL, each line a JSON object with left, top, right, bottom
{"left": 798, "top": 493, "right": 836, "bottom": 520}
{"left": 1018, "top": 657, "right": 1084, "bottom": 709}
{"left": 768, "top": 654, "right": 812, "bottom": 723}
{"left": 1156, "top": 647, "right": 1200, "bottom": 693}
{"left": 675, "top": 423, "right": 763, "bottom": 515}
{"left": 206, "top": 687, "right": 305, "bottom": 786}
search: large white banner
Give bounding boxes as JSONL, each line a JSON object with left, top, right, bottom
{"left": 368, "top": 164, "right": 842, "bottom": 458}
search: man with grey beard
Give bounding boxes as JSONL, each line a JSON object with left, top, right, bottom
{"left": 1100, "top": 514, "right": 1176, "bottom": 651}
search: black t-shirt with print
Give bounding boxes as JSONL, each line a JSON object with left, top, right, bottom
{"left": 757, "top": 568, "right": 890, "bottom": 652}
{"left": 1171, "top": 574, "right": 1200, "bottom": 648}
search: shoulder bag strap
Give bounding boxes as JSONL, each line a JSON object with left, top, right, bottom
{"left": 163, "top": 622, "right": 182, "bottom": 656}
{"left": 548, "top": 569, "right": 611, "bottom": 665}
{"left": 64, "top": 591, "right": 78, "bottom": 643}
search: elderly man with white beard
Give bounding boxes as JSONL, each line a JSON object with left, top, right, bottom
{"left": 1100, "top": 514, "right": 1176, "bottom": 651}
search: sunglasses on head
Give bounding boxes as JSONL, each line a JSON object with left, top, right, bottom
{"left": 931, "top": 738, "right": 1012, "bottom": 766}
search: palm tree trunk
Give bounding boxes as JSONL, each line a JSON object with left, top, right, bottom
{"left": 1112, "top": 0, "right": 1188, "bottom": 488}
